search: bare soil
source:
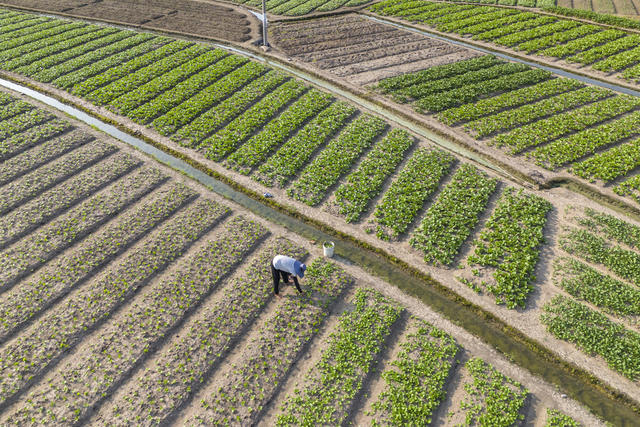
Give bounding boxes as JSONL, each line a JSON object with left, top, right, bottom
{"left": 0, "top": 0, "right": 259, "bottom": 43}
{"left": 270, "top": 15, "right": 481, "bottom": 84}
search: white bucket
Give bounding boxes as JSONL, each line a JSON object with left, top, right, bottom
{"left": 323, "top": 241, "right": 334, "bottom": 258}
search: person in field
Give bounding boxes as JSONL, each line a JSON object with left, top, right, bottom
{"left": 272, "top": 255, "right": 306, "bottom": 297}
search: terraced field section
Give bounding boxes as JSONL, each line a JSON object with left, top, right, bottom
{"left": 1, "top": 8, "right": 640, "bottom": 420}
{"left": 0, "top": 0, "right": 254, "bottom": 42}
{"left": 375, "top": 54, "right": 640, "bottom": 197}
{"left": 0, "top": 6, "right": 551, "bottom": 309}
{"left": 543, "top": 207, "right": 640, "bottom": 381}
{"left": 0, "top": 88, "right": 596, "bottom": 425}
{"left": 270, "top": 15, "right": 640, "bottom": 206}
{"left": 368, "top": 0, "right": 640, "bottom": 85}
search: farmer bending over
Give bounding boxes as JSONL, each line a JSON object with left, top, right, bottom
{"left": 272, "top": 255, "right": 306, "bottom": 298}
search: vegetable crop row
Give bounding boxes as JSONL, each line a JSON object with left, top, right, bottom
{"left": 192, "top": 259, "right": 353, "bottom": 425}
{"left": 567, "top": 35, "right": 640, "bottom": 65}
{"left": 374, "top": 148, "right": 454, "bottom": 240}
{"left": 203, "top": 80, "right": 306, "bottom": 161}
{"left": 151, "top": 61, "right": 267, "bottom": 136}
{"left": 0, "top": 100, "right": 34, "bottom": 122}
{"left": 465, "top": 86, "right": 610, "bottom": 137}
{"left": 129, "top": 55, "right": 248, "bottom": 125}
{"left": 377, "top": 55, "right": 501, "bottom": 93}
{"left": 0, "top": 152, "right": 139, "bottom": 253}
{"left": 0, "top": 129, "right": 91, "bottom": 187}
{"left": 541, "top": 295, "right": 640, "bottom": 380}
{"left": 397, "top": 62, "right": 530, "bottom": 102}
{"left": 225, "top": 89, "right": 333, "bottom": 174}
{"left": 1, "top": 27, "right": 108, "bottom": 71}
{"left": 553, "top": 257, "right": 640, "bottom": 316}
{"left": 571, "top": 135, "right": 640, "bottom": 182}
{"left": 31, "top": 33, "right": 153, "bottom": 84}
{"left": 7, "top": 216, "right": 265, "bottom": 425}
{"left": 559, "top": 227, "right": 640, "bottom": 285}
{"left": 0, "top": 119, "right": 70, "bottom": 163}
{"left": 14, "top": 29, "right": 129, "bottom": 77}
{"left": 335, "top": 129, "right": 413, "bottom": 223}
{"left": 472, "top": 16, "right": 556, "bottom": 42}
{"left": 531, "top": 108, "right": 640, "bottom": 169}
{"left": 492, "top": 20, "right": 580, "bottom": 48}
{"left": 88, "top": 44, "right": 208, "bottom": 106}
{"left": 0, "top": 109, "right": 58, "bottom": 145}
{"left": 53, "top": 37, "right": 169, "bottom": 90}
{"left": 495, "top": 95, "right": 640, "bottom": 153}
{"left": 276, "top": 288, "right": 402, "bottom": 426}
{"left": 369, "top": 318, "right": 458, "bottom": 425}
{"left": 255, "top": 101, "right": 356, "bottom": 188}
{"left": 575, "top": 206, "right": 640, "bottom": 248}
{"left": 539, "top": 29, "right": 626, "bottom": 58}
{"left": 417, "top": 69, "right": 551, "bottom": 113}
{"left": 287, "top": 114, "right": 386, "bottom": 206}
{"left": 436, "top": 9, "right": 519, "bottom": 33}
{"left": 542, "top": 5, "right": 640, "bottom": 31}
{"left": 174, "top": 72, "right": 287, "bottom": 148}
{"left": 461, "top": 358, "right": 529, "bottom": 426}
{"left": 378, "top": 55, "right": 502, "bottom": 93}
{"left": 614, "top": 175, "right": 640, "bottom": 202}
{"left": 545, "top": 409, "right": 580, "bottom": 427}
{"left": 515, "top": 25, "right": 600, "bottom": 54}
{"left": 467, "top": 188, "right": 552, "bottom": 309}
{"left": 0, "top": 196, "right": 223, "bottom": 405}
{"left": 96, "top": 237, "right": 306, "bottom": 425}
{"left": 592, "top": 45, "right": 640, "bottom": 72}
{"left": 0, "top": 19, "right": 63, "bottom": 46}
{"left": 108, "top": 48, "right": 226, "bottom": 116}
{"left": 0, "top": 22, "right": 86, "bottom": 62}
{"left": 459, "top": 12, "right": 539, "bottom": 36}
{"left": 439, "top": 78, "right": 583, "bottom": 125}
{"left": 410, "top": 164, "right": 497, "bottom": 266}
{"left": 73, "top": 40, "right": 189, "bottom": 97}
{"left": 0, "top": 159, "right": 147, "bottom": 254}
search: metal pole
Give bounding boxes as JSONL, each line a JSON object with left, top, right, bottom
{"left": 261, "top": 0, "right": 268, "bottom": 47}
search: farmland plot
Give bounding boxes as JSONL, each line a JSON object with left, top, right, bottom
{"left": 0, "top": 10, "right": 637, "bottom": 417}
{"left": 545, "top": 206, "right": 640, "bottom": 380}
{"left": 369, "top": 0, "right": 640, "bottom": 85}
{"left": 373, "top": 54, "right": 640, "bottom": 203}
{"left": 270, "top": 15, "right": 480, "bottom": 85}
{"left": 0, "top": 10, "right": 557, "bottom": 314}
{"left": 0, "top": 89, "right": 591, "bottom": 426}
{"left": 0, "top": 0, "right": 254, "bottom": 42}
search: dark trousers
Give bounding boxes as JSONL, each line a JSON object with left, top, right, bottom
{"left": 272, "top": 265, "right": 302, "bottom": 295}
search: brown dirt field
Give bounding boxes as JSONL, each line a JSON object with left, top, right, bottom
{"left": 594, "top": 0, "right": 617, "bottom": 14}
{"left": 270, "top": 15, "right": 481, "bottom": 84}
{"left": 69, "top": 1, "right": 173, "bottom": 25}
{"left": 0, "top": 0, "right": 89, "bottom": 12}
{"left": 0, "top": 0, "right": 258, "bottom": 43}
